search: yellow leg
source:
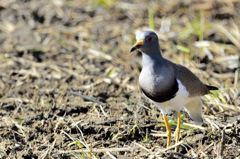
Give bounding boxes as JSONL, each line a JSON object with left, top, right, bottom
{"left": 175, "top": 112, "right": 181, "bottom": 152}
{"left": 163, "top": 115, "right": 171, "bottom": 148}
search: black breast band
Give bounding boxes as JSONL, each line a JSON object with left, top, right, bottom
{"left": 140, "top": 78, "right": 179, "bottom": 103}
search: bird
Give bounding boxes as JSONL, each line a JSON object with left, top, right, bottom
{"left": 129, "top": 31, "right": 218, "bottom": 151}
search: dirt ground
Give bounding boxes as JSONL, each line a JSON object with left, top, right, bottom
{"left": 0, "top": 0, "right": 240, "bottom": 158}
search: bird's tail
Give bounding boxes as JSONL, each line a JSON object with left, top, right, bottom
{"left": 205, "top": 85, "right": 218, "bottom": 91}
{"left": 183, "top": 97, "right": 203, "bottom": 125}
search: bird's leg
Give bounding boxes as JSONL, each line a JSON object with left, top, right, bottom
{"left": 163, "top": 115, "right": 171, "bottom": 148}
{"left": 175, "top": 112, "right": 181, "bottom": 152}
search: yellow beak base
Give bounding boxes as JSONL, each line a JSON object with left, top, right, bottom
{"left": 129, "top": 40, "right": 144, "bottom": 53}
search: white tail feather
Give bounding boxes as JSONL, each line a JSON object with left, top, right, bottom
{"left": 183, "top": 97, "right": 203, "bottom": 125}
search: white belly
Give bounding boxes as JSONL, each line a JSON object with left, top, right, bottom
{"left": 151, "top": 79, "right": 188, "bottom": 114}
{"left": 142, "top": 79, "right": 203, "bottom": 125}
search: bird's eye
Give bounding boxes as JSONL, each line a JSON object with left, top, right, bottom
{"left": 146, "top": 37, "right": 153, "bottom": 42}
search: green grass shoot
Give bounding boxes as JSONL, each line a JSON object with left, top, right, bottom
{"left": 148, "top": 8, "right": 154, "bottom": 30}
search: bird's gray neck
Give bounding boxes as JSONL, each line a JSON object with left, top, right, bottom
{"left": 141, "top": 50, "right": 163, "bottom": 68}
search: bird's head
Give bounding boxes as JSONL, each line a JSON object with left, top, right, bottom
{"left": 129, "top": 31, "right": 160, "bottom": 53}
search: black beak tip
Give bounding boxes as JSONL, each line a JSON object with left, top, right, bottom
{"left": 129, "top": 47, "right": 135, "bottom": 53}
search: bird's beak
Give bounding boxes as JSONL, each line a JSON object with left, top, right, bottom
{"left": 129, "top": 39, "right": 144, "bottom": 53}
